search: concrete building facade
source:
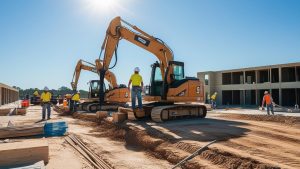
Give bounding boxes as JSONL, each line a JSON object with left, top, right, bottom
{"left": 198, "top": 62, "right": 300, "bottom": 107}
{"left": 0, "top": 83, "right": 19, "bottom": 106}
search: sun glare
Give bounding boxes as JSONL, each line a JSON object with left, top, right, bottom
{"left": 85, "top": 0, "right": 117, "bottom": 13}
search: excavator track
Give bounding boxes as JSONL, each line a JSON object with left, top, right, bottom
{"left": 151, "top": 104, "right": 207, "bottom": 122}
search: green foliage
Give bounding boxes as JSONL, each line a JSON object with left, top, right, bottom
{"left": 17, "top": 86, "right": 89, "bottom": 99}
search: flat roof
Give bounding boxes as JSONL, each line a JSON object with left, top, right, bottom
{"left": 0, "top": 83, "right": 19, "bottom": 92}
{"left": 198, "top": 61, "right": 300, "bottom": 73}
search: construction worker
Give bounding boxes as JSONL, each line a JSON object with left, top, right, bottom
{"left": 40, "top": 86, "right": 52, "bottom": 120}
{"left": 128, "top": 67, "right": 143, "bottom": 111}
{"left": 210, "top": 92, "right": 217, "bottom": 109}
{"left": 70, "top": 91, "right": 80, "bottom": 113}
{"left": 33, "top": 88, "right": 39, "bottom": 102}
{"left": 261, "top": 91, "right": 274, "bottom": 115}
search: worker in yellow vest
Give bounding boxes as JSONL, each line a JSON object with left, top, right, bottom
{"left": 128, "top": 67, "right": 143, "bottom": 111}
{"left": 70, "top": 91, "right": 80, "bottom": 113}
{"left": 40, "top": 86, "right": 52, "bottom": 120}
{"left": 210, "top": 92, "right": 218, "bottom": 109}
{"left": 33, "top": 88, "right": 40, "bottom": 103}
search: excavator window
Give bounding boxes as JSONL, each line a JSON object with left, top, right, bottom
{"left": 173, "top": 65, "right": 184, "bottom": 81}
{"left": 154, "top": 67, "right": 163, "bottom": 82}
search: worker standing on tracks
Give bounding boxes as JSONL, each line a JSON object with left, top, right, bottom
{"left": 210, "top": 92, "right": 218, "bottom": 109}
{"left": 128, "top": 67, "right": 144, "bottom": 111}
{"left": 261, "top": 91, "right": 274, "bottom": 115}
{"left": 70, "top": 91, "right": 80, "bottom": 113}
{"left": 40, "top": 86, "right": 52, "bottom": 120}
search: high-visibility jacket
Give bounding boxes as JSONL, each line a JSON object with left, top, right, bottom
{"left": 130, "top": 73, "right": 143, "bottom": 86}
{"left": 33, "top": 90, "right": 39, "bottom": 96}
{"left": 262, "top": 94, "right": 273, "bottom": 105}
{"left": 71, "top": 93, "right": 80, "bottom": 101}
{"left": 41, "top": 92, "right": 52, "bottom": 102}
{"left": 211, "top": 94, "right": 217, "bottom": 100}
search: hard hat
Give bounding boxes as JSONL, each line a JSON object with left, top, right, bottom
{"left": 134, "top": 67, "right": 140, "bottom": 72}
{"left": 44, "top": 86, "right": 49, "bottom": 91}
{"left": 264, "top": 91, "right": 269, "bottom": 94}
{"left": 77, "top": 91, "right": 80, "bottom": 94}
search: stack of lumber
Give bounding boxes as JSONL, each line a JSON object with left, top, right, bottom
{"left": 0, "top": 108, "right": 11, "bottom": 116}
{"left": 15, "top": 108, "right": 27, "bottom": 115}
{"left": 0, "top": 139, "right": 49, "bottom": 167}
{"left": 65, "top": 134, "right": 113, "bottom": 169}
{"left": 0, "top": 123, "right": 44, "bottom": 139}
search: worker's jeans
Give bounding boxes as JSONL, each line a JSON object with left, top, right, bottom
{"left": 211, "top": 100, "right": 216, "bottom": 109}
{"left": 69, "top": 100, "right": 78, "bottom": 113}
{"left": 266, "top": 104, "right": 274, "bottom": 115}
{"left": 131, "top": 86, "right": 142, "bottom": 110}
{"left": 42, "top": 103, "right": 51, "bottom": 119}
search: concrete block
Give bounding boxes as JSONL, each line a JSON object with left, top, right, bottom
{"left": 96, "top": 111, "right": 108, "bottom": 119}
{"left": 112, "top": 112, "right": 127, "bottom": 123}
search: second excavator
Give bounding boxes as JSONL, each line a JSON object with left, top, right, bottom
{"left": 70, "top": 59, "right": 130, "bottom": 112}
{"left": 97, "top": 16, "right": 207, "bottom": 122}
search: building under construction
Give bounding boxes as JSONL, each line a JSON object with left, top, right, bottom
{"left": 198, "top": 62, "right": 300, "bottom": 107}
{"left": 0, "top": 83, "right": 19, "bottom": 106}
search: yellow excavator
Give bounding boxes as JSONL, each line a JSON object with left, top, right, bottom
{"left": 97, "top": 16, "right": 206, "bottom": 122}
{"left": 71, "top": 59, "right": 130, "bottom": 112}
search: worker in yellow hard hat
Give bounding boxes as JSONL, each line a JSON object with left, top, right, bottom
{"left": 210, "top": 92, "right": 218, "bottom": 109}
{"left": 40, "top": 86, "right": 52, "bottom": 120}
{"left": 70, "top": 91, "right": 80, "bottom": 113}
{"left": 33, "top": 88, "right": 40, "bottom": 103}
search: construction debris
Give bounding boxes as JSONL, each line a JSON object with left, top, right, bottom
{"left": 0, "top": 123, "right": 44, "bottom": 139}
{"left": 0, "top": 108, "right": 11, "bottom": 116}
{"left": 0, "top": 139, "right": 49, "bottom": 167}
{"left": 96, "top": 111, "right": 108, "bottom": 119}
{"left": 65, "top": 134, "right": 113, "bottom": 169}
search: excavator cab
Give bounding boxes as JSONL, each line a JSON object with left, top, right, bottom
{"left": 148, "top": 61, "right": 186, "bottom": 97}
{"left": 88, "top": 80, "right": 106, "bottom": 99}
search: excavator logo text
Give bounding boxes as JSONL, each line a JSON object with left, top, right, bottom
{"left": 134, "top": 35, "right": 150, "bottom": 47}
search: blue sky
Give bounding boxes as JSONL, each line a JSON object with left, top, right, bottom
{"left": 0, "top": 0, "right": 299, "bottom": 90}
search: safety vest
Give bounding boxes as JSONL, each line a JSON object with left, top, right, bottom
{"left": 41, "top": 92, "right": 52, "bottom": 102}
{"left": 211, "top": 94, "right": 217, "bottom": 100}
{"left": 33, "top": 91, "right": 39, "bottom": 96}
{"left": 263, "top": 94, "right": 272, "bottom": 105}
{"left": 71, "top": 93, "right": 80, "bottom": 101}
{"left": 130, "top": 73, "right": 143, "bottom": 86}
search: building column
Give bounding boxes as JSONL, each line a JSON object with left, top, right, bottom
{"left": 279, "top": 67, "right": 282, "bottom": 105}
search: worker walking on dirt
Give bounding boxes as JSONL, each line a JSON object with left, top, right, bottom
{"left": 40, "top": 87, "right": 52, "bottom": 120}
{"left": 261, "top": 91, "right": 274, "bottom": 115}
{"left": 210, "top": 92, "right": 217, "bottom": 109}
{"left": 70, "top": 91, "right": 80, "bottom": 113}
{"left": 128, "top": 67, "right": 143, "bottom": 111}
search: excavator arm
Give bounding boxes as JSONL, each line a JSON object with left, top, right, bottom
{"left": 71, "top": 59, "right": 118, "bottom": 91}
{"left": 100, "top": 16, "right": 174, "bottom": 84}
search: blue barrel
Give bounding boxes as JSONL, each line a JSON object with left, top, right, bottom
{"left": 44, "top": 121, "right": 68, "bottom": 137}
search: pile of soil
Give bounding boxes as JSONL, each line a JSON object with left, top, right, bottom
{"left": 218, "top": 114, "right": 300, "bottom": 125}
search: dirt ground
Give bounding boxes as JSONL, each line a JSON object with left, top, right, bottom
{"left": 1, "top": 105, "right": 300, "bottom": 169}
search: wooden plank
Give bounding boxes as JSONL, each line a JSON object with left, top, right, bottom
{"left": 0, "top": 139, "right": 49, "bottom": 167}
{"left": 0, "top": 108, "right": 10, "bottom": 116}
{"left": 0, "top": 123, "right": 44, "bottom": 139}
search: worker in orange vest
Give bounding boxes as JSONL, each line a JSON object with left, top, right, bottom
{"left": 261, "top": 91, "right": 274, "bottom": 115}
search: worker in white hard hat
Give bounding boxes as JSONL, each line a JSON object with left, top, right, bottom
{"left": 128, "top": 67, "right": 143, "bottom": 111}
{"left": 70, "top": 91, "right": 80, "bottom": 113}
{"left": 40, "top": 86, "right": 52, "bottom": 120}
{"left": 261, "top": 90, "right": 274, "bottom": 115}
